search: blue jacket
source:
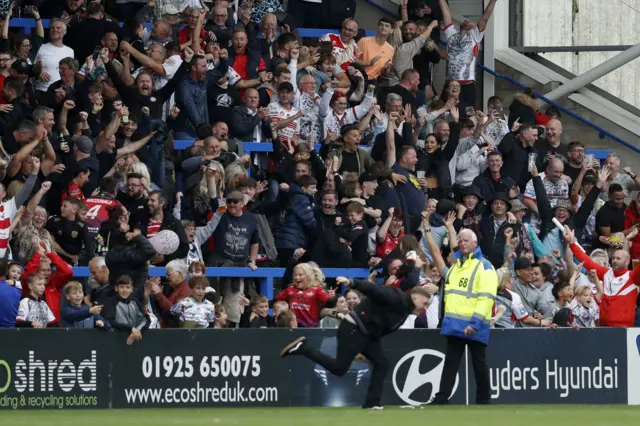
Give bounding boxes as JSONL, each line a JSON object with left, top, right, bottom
{"left": 175, "top": 76, "right": 208, "bottom": 137}
{"left": 0, "top": 281, "right": 22, "bottom": 328}
{"left": 60, "top": 303, "right": 109, "bottom": 329}
{"left": 275, "top": 184, "right": 316, "bottom": 250}
{"left": 441, "top": 247, "right": 498, "bottom": 345}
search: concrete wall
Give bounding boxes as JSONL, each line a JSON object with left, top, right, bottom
{"left": 494, "top": 60, "right": 640, "bottom": 171}
{"left": 522, "top": 0, "right": 640, "bottom": 109}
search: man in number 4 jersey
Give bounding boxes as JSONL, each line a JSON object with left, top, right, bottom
{"left": 84, "top": 177, "right": 122, "bottom": 238}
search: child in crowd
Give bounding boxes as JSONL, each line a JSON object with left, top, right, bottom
{"left": 335, "top": 202, "right": 369, "bottom": 268}
{"left": 273, "top": 300, "right": 289, "bottom": 322}
{"left": 249, "top": 295, "right": 275, "bottom": 328}
{"left": 345, "top": 289, "right": 361, "bottom": 310}
{"left": 170, "top": 277, "right": 216, "bottom": 328}
{"left": 7, "top": 261, "right": 23, "bottom": 290}
{"left": 550, "top": 280, "right": 573, "bottom": 318}
{"left": 276, "top": 310, "right": 298, "bottom": 328}
{"left": 274, "top": 263, "right": 333, "bottom": 327}
{"left": 319, "top": 295, "right": 349, "bottom": 328}
{"left": 188, "top": 261, "right": 206, "bottom": 278}
{"left": 60, "top": 281, "right": 107, "bottom": 328}
{"left": 0, "top": 261, "right": 22, "bottom": 328}
{"left": 16, "top": 273, "right": 56, "bottom": 328}
{"left": 102, "top": 275, "right": 149, "bottom": 345}
{"left": 214, "top": 304, "right": 228, "bottom": 328}
{"left": 570, "top": 285, "right": 598, "bottom": 328}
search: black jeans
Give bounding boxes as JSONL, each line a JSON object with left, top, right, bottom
{"left": 460, "top": 82, "right": 478, "bottom": 109}
{"left": 299, "top": 322, "right": 389, "bottom": 407}
{"left": 434, "top": 335, "right": 491, "bottom": 404}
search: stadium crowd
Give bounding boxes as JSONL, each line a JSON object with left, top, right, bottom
{"left": 0, "top": 0, "right": 638, "bottom": 340}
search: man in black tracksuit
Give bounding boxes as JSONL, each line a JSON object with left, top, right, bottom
{"left": 281, "top": 278, "right": 431, "bottom": 409}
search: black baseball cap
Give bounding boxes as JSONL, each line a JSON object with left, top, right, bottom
{"left": 514, "top": 257, "right": 535, "bottom": 270}
{"left": 358, "top": 171, "right": 378, "bottom": 183}
{"left": 11, "top": 59, "right": 30, "bottom": 75}
{"left": 278, "top": 82, "right": 294, "bottom": 93}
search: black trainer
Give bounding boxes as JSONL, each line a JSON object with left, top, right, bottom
{"left": 280, "top": 336, "right": 306, "bottom": 358}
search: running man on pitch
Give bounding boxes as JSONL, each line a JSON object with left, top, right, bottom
{"left": 280, "top": 277, "right": 432, "bottom": 409}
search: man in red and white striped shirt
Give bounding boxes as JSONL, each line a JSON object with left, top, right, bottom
{"left": 0, "top": 158, "right": 39, "bottom": 258}
{"left": 565, "top": 227, "right": 639, "bottom": 327}
{"left": 320, "top": 19, "right": 361, "bottom": 71}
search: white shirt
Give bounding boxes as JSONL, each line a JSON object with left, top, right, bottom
{"left": 443, "top": 24, "right": 484, "bottom": 82}
{"left": 34, "top": 43, "right": 75, "bottom": 92}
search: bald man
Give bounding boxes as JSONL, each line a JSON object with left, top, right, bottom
{"left": 523, "top": 158, "right": 569, "bottom": 229}
{"left": 537, "top": 118, "right": 568, "bottom": 167}
{"left": 565, "top": 226, "right": 639, "bottom": 327}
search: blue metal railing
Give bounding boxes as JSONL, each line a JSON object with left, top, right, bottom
{"left": 70, "top": 266, "right": 370, "bottom": 300}
{"left": 478, "top": 64, "right": 639, "bottom": 155}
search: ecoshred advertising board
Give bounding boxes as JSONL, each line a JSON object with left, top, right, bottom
{"left": 0, "top": 328, "right": 634, "bottom": 409}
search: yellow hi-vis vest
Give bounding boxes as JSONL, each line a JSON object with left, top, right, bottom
{"left": 441, "top": 248, "right": 497, "bottom": 344}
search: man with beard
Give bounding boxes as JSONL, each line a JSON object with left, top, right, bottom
{"left": 117, "top": 172, "right": 148, "bottom": 230}
{"left": 103, "top": 45, "right": 193, "bottom": 119}
{"left": 385, "top": 19, "right": 439, "bottom": 87}
{"left": 175, "top": 55, "right": 208, "bottom": 138}
{"left": 142, "top": 191, "right": 189, "bottom": 266}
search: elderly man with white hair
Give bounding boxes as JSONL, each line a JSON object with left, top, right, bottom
{"left": 433, "top": 227, "right": 497, "bottom": 405}
{"left": 149, "top": 260, "right": 190, "bottom": 321}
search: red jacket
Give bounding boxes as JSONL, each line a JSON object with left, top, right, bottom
{"left": 570, "top": 242, "right": 639, "bottom": 327}
{"left": 155, "top": 281, "right": 191, "bottom": 314}
{"left": 21, "top": 252, "right": 73, "bottom": 323}
{"left": 275, "top": 285, "right": 330, "bottom": 327}
{"left": 624, "top": 202, "right": 640, "bottom": 260}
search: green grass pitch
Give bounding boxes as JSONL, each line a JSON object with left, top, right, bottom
{"left": 2, "top": 406, "right": 640, "bottom": 426}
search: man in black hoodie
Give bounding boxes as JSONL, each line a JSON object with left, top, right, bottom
{"left": 105, "top": 229, "right": 156, "bottom": 298}
{"left": 281, "top": 278, "right": 431, "bottom": 409}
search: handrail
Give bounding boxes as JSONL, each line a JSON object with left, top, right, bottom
{"left": 478, "top": 63, "right": 640, "bottom": 155}
{"left": 71, "top": 266, "right": 370, "bottom": 300}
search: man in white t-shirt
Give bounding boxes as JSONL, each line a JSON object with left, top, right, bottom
{"left": 34, "top": 19, "right": 75, "bottom": 94}
{"left": 267, "top": 82, "right": 302, "bottom": 155}
{"left": 439, "top": 0, "right": 497, "bottom": 108}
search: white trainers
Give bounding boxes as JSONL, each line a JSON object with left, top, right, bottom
{"left": 280, "top": 337, "right": 306, "bottom": 358}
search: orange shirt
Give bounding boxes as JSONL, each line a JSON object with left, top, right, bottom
{"left": 356, "top": 36, "right": 395, "bottom": 80}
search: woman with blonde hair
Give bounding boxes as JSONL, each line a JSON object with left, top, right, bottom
{"left": 224, "top": 160, "right": 248, "bottom": 190}
{"left": 191, "top": 161, "right": 225, "bottom": 225}
{"left": 274, "top": 262, "right": 334, "bottom": 327}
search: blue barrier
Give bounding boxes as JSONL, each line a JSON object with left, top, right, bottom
{"left": 70, "top": 266, "right": 370, "bottom": 300}
{"left": 8, "top": 18, "right": 376, "bottom": 37}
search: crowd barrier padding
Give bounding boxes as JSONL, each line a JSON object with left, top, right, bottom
{"left": 1, "top": 328, "right": 638, "bottom": 410}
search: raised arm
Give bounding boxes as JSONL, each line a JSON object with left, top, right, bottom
{"left": 478, "top": 0, "right": 498, "bottom": 32}
{"left": 423, "top": 213, "right": 447, "bottom": 275}
{"left": 438, "top": 0, "right": 452, "bottom": 27}
{"left": 385, "top": 113, "right": 398, "bottom": 168}
{"left": 121, "top": 42, "right": 165, "bottom": 76}
{"left": 117, "top": 130, "right": 157, "bottom": 157}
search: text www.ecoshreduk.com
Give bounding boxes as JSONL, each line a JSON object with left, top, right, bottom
{"left": 125, "top": 381, "right": 278, "bottom": 404}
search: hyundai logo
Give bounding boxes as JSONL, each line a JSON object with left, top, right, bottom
{"left": 392, "top": 349, "right": 459, "bottom": 406}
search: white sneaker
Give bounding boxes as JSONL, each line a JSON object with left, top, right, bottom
{"left": 280, "top": 337, "right": 306, "bottom": 358}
